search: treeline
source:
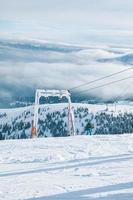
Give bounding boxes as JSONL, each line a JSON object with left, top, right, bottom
{"left": 0, "top": 107, "right": 133, "bottom": 140}
{"left": 95, "top": 112, "right": 133, "bottom": 134}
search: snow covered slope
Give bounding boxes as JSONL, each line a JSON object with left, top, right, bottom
{"left": 0, "top": 134, "right": 133, "bottom": 199}
{"left": 0, "top": 103, "right": 133, "bottom": 139}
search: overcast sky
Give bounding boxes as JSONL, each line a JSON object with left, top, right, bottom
{"left": 0, "top": 0, "right": 133, "bottom": 44}
{"left": 0, "top": 0, "right": 133, "bottom": 104}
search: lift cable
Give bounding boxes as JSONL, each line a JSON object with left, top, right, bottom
{"left": 70, "top": 66, "right": 133, "bottom": 91}
{"left": 75, "top": 75, "right": 133, "bottom": 95}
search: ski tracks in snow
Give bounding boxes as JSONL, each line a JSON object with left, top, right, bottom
{"left": 0, "top": 135, "right": 133, "bottom": 199}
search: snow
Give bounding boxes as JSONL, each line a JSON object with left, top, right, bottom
{"left": 0, "top": 134, "right": 133, "bottom": 199}
{"left": 1, "top": 102, "right": 133, "bottom": 123}
{"left": 1, "top": 102, "right": 133, "bottom": 138}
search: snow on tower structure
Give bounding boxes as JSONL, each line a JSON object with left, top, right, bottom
{"left": 31, "top": 89, "right": 75, "bottom": 138}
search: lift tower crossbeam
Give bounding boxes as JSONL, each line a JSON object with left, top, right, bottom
{"left": 31, "top": 89, "right": 75, "bottom": 138}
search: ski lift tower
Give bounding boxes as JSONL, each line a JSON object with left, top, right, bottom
{"left": 31, "top": 89, "right": 75, "bottom": 138}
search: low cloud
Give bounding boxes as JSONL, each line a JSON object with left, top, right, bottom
{"left": 0, "top": 39, "right": 133, "bottom": 101}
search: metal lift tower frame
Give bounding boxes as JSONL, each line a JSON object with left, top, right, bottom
{"left": 31, "top": 89, "right": 75, "bottom": 138}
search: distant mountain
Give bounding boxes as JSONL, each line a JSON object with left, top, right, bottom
{"left": 1, "top": 39, "right": 132, "bottom": 64}
{"left": 98, "top": 53, "right": 133, "bottom": 65}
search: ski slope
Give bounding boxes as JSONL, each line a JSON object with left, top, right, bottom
{"left": 0, "top": 134, "right": 133, "bottom": 200}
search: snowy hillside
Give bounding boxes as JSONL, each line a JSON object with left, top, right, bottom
{"left": 0, "top": 134, "right": 133, "bottom": 199}
{"left": 0, "top": 103, "right": 133, "bottom": 139}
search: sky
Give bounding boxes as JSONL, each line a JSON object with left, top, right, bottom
{"left": 0, "top": 0, "right": 133, "bottom": 44}
{"left": 0, "top": 0, "right": 133, "bottom": 104}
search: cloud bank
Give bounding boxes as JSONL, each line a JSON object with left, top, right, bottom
{"left": 0, "top": 39, "right": 133, "bottom": 101}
